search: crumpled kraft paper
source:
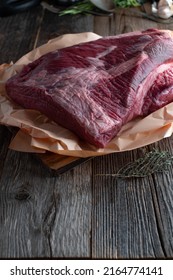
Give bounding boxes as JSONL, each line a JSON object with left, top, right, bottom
{"left": 1, "top": 32, "right": 173, "bottom": 158}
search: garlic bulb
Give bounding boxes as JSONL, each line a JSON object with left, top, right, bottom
{"left": 152, "top": 0, "right": 173, "bottom": 19}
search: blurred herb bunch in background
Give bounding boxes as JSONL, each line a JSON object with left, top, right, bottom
{"left": 56, "top": 0, "right": 141, "bottom": 16}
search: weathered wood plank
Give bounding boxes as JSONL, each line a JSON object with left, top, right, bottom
{"left": 0, "top": 147, "right": 93, "bottom": 258}
{"left": 50, "top": 162, "right": 92, "bottom": 258}
{"left": 93, "top": 15, "right": 112, "bottom": 36}
{"left": 0, "top": 126, "right": 12, "bottom": 179}
{"left": 0, "top": 149, "right": 55, "bottom": 258}
{"left": 0, "top": 6, "right": 43, "bottom": 64}
{"left": 150, "top": 139, "right": 173, "bottom": 257}
{"left": 35, "top": 9, "right": 94, "bottom": 47}
{"left": 91, "top": 136, "right": 173, "bottom": 258}
{"left": 112, "top": 8, "right": 173, "bottom": 34}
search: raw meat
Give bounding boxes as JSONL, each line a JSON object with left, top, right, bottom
{"left": 5, "top": 29, "right": 173, "bottom": 148}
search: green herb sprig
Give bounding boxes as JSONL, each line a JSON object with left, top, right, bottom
{"left": 113, "top": 0, "right": 140, "bottom": 8}
{"left": 97, "top": 149, "right": 173, "bottom": 178}
{"left": 58, "top": 0, "right": 141, "bottom": 16}
{"left": 58, "top": 0, "right": 95, "bottom": 16}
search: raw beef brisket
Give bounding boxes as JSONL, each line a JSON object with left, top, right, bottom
{"left": 5, "top": 29, "right": 173, "bottom": 148}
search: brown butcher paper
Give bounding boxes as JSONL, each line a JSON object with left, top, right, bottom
{"left": 1, "top": 32, "right": 173, "bottom": 158}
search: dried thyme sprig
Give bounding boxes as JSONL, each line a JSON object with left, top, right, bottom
{"left": 97, "top": 149, "right": 173, "bottom": 178}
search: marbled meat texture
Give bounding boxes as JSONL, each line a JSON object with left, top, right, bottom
{"left": 5, "top": 29, "right": 173, "bottom": 147}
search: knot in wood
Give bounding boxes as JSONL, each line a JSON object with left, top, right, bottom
{"left": 15, "top": 189, "right": 31, "bottom": 201}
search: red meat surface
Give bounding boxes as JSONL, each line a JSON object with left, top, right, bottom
{"left": 5, "top": 29, "right": 173, "bottom": 148}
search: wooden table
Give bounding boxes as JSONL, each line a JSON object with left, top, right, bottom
{"left": 1, "top": 3, "right": 173, "bottom": 259}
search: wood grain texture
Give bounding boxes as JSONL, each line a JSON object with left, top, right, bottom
{"left": 35, "top": 9, "right": 94, "bottom": 47}
{"left": 50, "top": 162, "right": 92, "bottom": 258}
{"left": 0, "top": 127, "right": 12, "bottom": 178}
{"left": 91, "top": 137, "right": 173, "bottom": 259}
{"left": 0, "top": 150, "right": 54, "bottom": 258}
{"left": 0, "top": 6, "right": 43, "bottom": 64}
{"left": 1, "top": 5, "right": 173, "bottom": 259}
